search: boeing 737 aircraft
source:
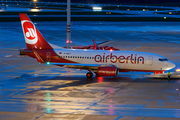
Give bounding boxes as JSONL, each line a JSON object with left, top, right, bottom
{"left": 19, "top": 14, "right": 175, "bottom": 78}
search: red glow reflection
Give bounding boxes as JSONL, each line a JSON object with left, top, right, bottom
{"left": 97, "top": 77, "right": 103, "bottom": 82}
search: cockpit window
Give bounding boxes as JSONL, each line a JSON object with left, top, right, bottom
{"left": 159, "top": 58, "right": 168, "bottom": 62}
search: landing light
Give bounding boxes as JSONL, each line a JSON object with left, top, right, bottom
{"left": 110, "top": 49, "right": 113, "bottom": 52}
{"left": 176, "top": 69, "right": 180, "bottom": 72}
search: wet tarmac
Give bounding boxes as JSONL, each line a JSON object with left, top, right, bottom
{"left": 1, "top": 21, "right": 180, "bottom": 119}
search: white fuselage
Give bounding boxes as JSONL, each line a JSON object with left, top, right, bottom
{"left": 54, "top": 49, "right": 175, "bottom": 72}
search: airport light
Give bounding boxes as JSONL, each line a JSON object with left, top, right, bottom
{"left": 30, "top": 9, "right": 40, "bottom": 12}
{"left": 93, "top": 7, "right": 102, "bottom": 11}
{"left": 66, "top": 40, "right": 72, "bottom": 43}
{"left": 93, "top": 7, "right": 102, "bottom": 10}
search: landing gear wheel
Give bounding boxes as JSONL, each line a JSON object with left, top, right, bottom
{"left": 86, "top": 72, "right": 93, "bottom": 78}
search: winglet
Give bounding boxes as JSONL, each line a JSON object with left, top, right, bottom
{"left": 93, "top": 40, "right": 100, "bottom": 50}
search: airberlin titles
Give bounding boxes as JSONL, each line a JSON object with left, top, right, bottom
{"left": 94, "top": 53, "right": 144, "bottom": 64}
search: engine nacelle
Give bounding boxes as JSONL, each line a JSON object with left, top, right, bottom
{"left": 97, "top": 66, "right": 118, "bottom": 76}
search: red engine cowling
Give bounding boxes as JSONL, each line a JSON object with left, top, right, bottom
{"left": 97, "top": 66, "right": 118, "bottom": 76}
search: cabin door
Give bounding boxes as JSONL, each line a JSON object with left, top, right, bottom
{"left": 46, "top": 52, "right": 51, "bottom": 62}
{"left": 148, "top": 56, "right": 153, "bottom": 66}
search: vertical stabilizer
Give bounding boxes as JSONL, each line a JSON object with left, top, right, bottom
{"left": 19, "top": 13, "right": 52, "bottom": 50}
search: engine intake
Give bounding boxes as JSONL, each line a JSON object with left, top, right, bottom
{"left": 97, "top": 66, "right": 118, "bottom": 76}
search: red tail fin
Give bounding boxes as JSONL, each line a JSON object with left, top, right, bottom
{"left": 19, "top": 13, "right": 52, "bottom": 50}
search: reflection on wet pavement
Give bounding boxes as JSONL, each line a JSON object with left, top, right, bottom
{"left": 1, "top": 21, "right": 180, "bottom": 119}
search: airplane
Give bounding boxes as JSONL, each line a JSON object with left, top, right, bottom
{"left": 19, "top": 13, "right": 176, "bottom": 78}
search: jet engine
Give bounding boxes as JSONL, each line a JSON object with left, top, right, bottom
{"left": 97, "top": 66, "right": 118, "bottom": 76}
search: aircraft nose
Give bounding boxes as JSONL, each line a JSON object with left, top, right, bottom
{"left": 167, "top": 62, "right": 176, "bottom": 70}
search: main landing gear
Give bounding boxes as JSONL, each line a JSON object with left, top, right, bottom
{"left": 86, "top": 72, "right": 93, "bottom": 78}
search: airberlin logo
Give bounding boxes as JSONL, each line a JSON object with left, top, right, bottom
{"left": 22, "top": 20, "right": 38, "bottom": 44}
{"left": 94, "top": 53, "right": 144, "bottom": 64}
{"left": 26, "top": 28, "right": 35, "bottom": 39}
